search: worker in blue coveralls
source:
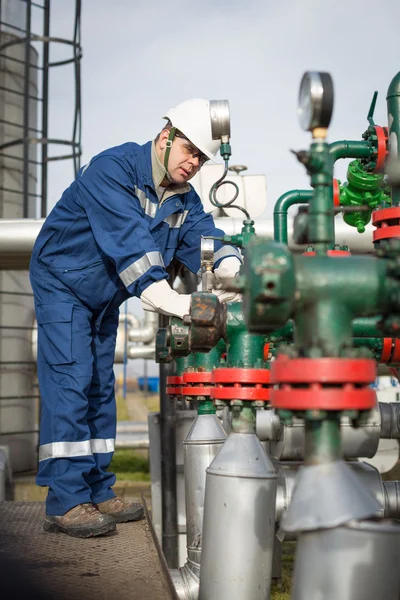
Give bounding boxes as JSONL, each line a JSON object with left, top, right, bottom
{"left": 29, "top": 99, "right": 242, "bottom": 538}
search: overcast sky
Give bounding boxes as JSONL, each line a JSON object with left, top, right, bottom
{"left": 40, "top": 0, "right": 400, "bottom": 220}
{"left": 24, "top": 0, "right": 400, "bottom": 374}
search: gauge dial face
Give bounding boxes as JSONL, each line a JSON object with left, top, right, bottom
{"left": 297, "top": 72, "right": 334, "bottom": 132}
{"left": 210, "top": 100, "right": 231, "bottom": 140}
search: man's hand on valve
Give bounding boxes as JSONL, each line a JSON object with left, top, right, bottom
{"left": 213, "top": 255, "right": 242, "bottom": 303}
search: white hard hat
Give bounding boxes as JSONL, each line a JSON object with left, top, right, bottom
{"left": 163, "top": 99, "right": 221, "bottom": 161}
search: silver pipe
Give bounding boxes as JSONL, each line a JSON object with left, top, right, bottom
{"left": 379, "top": 402, "right": 400, "bottom": 439}
{"left": 127, "top": 345, "right": 155, "bottom": 360}
{"left": 292, "top": 519, "right": 400, "bottom": 600}
{"left": 171, "top": 413, "right": 227, "bottom": 600}
{"left": 120, "top": 313, "right": 140, "bottom": 329}
{"left": 0, "top": 217, "right": 376, "bottom": 271}
{"left": 257, "top": 405, "right": 381, "bottom": 460}
{"left": 383, "top": 481, "right": 400, "bottom": 518}
{"left": 199, "top": 433, "right": 277, "bottom": 600}
{"left": 128, "top": 311, "right": 158, "bottom": 344}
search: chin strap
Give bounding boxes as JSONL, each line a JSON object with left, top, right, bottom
{"left": 164, "top": 127, "right": 177, "bottom": 179}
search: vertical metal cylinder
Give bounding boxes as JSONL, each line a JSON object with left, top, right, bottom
{"left": 171, "top": 413, "right": 227, "bottom": 600}
{"left": 292, "top": 519, "right": 400, "bottom": 600}
{"left": 199, "top": 433, "right": 277, "bottom": 600}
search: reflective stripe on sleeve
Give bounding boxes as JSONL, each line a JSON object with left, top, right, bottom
{"left": 38, "top": 438, "right": 116, "bottom": 462}
{"left": 134, "top": 186, "right": 157, "bottom": 218}
{"left": 163, "top": 210, "right": 189, "bottom": 228}
{"left": 119, "top": 251, "right": 165, "bottom": 287}
{"left": 213, "top": 245, "right": 243, "bottom": 265}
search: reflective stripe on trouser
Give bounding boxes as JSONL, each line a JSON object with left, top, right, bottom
{"left": 31, "top": 267, "right": 119, "bottom": 516}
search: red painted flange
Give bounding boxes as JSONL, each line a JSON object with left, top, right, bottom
{"left": 166, "top": 386, "right": 182, "bottom": 395}
{"left": 271, "top": 356, "right": 376, "bottom": 384}
{"left": 167, "top": 375, "right": 184, "bottom": 385}
{"left": 270, "top": 355, "right": 376, "bottom": 410}
{"left": 182, "top": 386, "right": 213, "bottom": 397}
{"left": 333, "top": 178, "right": 340, "bottom": 206}
{"left": 373, "top": 125, "right": 388, "bottom": 173}
{"left": 211, "top": 385, "right": 270, "bottom": 401}
{"left": 391, "top": 339, "right": 400, "bottom": 364}
{"left": 212, "top": 368, "right": 270, "bottom": 384}
{"left": 380, "top": 338, "right": 393, "bottom": 363}
{"left": 302, "top": 250, "right": 351, "bottom": 257}
{"left": 326, "top": 249, "right": 351, "bottom": 256}
{"left": 166, "top": 375, "right": 183, "bottom": 396}
{"left": 271, "top": 388, "right": 376, "bottom": 410}
{"left": 183, "top": 371, "right": 213, "bottom": 383}
{"left": 372, "top": 206, "right": 400, "bottom": 242}
{"left": 211, "top": 368, "right": 271, "bottom": 401}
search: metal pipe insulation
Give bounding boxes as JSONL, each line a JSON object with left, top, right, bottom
{"left": 170, "top": 414, "right": 227, "bottom": 600}
{"left": 275, "top": 461, "right": 393, "bottom": 524}
{"left": 0, "top": 218, "right": 378, "bottom": 271}
{"left": 379, "top": 402, "right": 400, "bottom": 439}
{"left": 383, "top": 481, "right": 400, "bottom": 518}
{"left": 199, "top": 433, "right": 277, "bottom": 600}
{"left": 256, "top": 405, "right": 382, "bottom": 460}
{"left": 291, "top": 519, "right": 400, "bottom": 600}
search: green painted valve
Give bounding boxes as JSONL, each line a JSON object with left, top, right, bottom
{"left": 339, "top": 160, "right": 389, "bottom": 233}
{"left": 242, "top": 237, "right": 296, "bottom": 333}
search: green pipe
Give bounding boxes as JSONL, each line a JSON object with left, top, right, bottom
{"left": 273, "top": 190, "right": 313, "bottom": 244}
{"left": 353, "top": 338, "right": 383, "bottom": 361}
{"left": 175, "top": 355, "right": 194, "bottom": 375}
{"left": 231, "top": 405, "right": 256, "bottom": 434}
{"left": 387, "top": 72, "right": 400, "bottom": 206}
{"left": 226, "top": 303, "right": 266, "bottom": 368}
{"left": 329, "top": 140, "right": 373, "bottom": 162}
{"left": 308, "top": 140, "right": 335, "bottom": 253}
{"left": 193, "top": 339, "right": 225, "bottom": 371}
{"left": 198, "top": 399, "right": 216, "bottom": 415}
{"left": 352, "top": 317, "right": 383, "bottom": 338}
{"left": 304, "top": 416, "right": 342, "bottom": 465}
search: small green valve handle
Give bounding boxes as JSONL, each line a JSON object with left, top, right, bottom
{"left": 203, "top": 219, "right": 256, "bottom": 250}
{"left": 339, "top": 160, "right": 390, "bottom": 232}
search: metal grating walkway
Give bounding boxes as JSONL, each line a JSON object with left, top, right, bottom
{"left": 0, "top": 501, "right": 176, "bottom": 600}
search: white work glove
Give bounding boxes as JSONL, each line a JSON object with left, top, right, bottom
{"left": 214, "top": 256, "right": 242, "bottom": 283}
{"left": 140, "top": 280, "right": 191, "bottom": 319}
{"left": 213, "top": 256, "right": 242, "bottom": 303}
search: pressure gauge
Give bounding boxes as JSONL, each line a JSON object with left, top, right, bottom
{"left": 297, "top": 71, "right": 334, "bottom": 132}
{"left": 210, "top": 100, "right": 231, "bottom": 140}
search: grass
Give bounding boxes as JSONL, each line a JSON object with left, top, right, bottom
{"left": 271, "top": 542, "right": 295, "bottom": 600}
{"left": 142, "top": 392, "right": 160, "bottom": 413}
{"left": 116, "top": 394, "right": 130, "bottom": 421}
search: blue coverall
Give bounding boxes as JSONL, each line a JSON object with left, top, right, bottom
{"left": 30, "top": 140, "right": 241, "bottom": 515}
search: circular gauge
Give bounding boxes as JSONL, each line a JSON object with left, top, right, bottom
{"left": 297, "top": 71, "right": 334, "bottom": 132}
{"left": 210, "top": 100, "right": 231, "bottom": 140}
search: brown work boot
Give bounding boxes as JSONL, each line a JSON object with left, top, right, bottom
{"left": 43, "top": 503, "right": 116, "bottom": 538}
{"left": 95, "top": 497, "right": 144, "bottom": 523}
